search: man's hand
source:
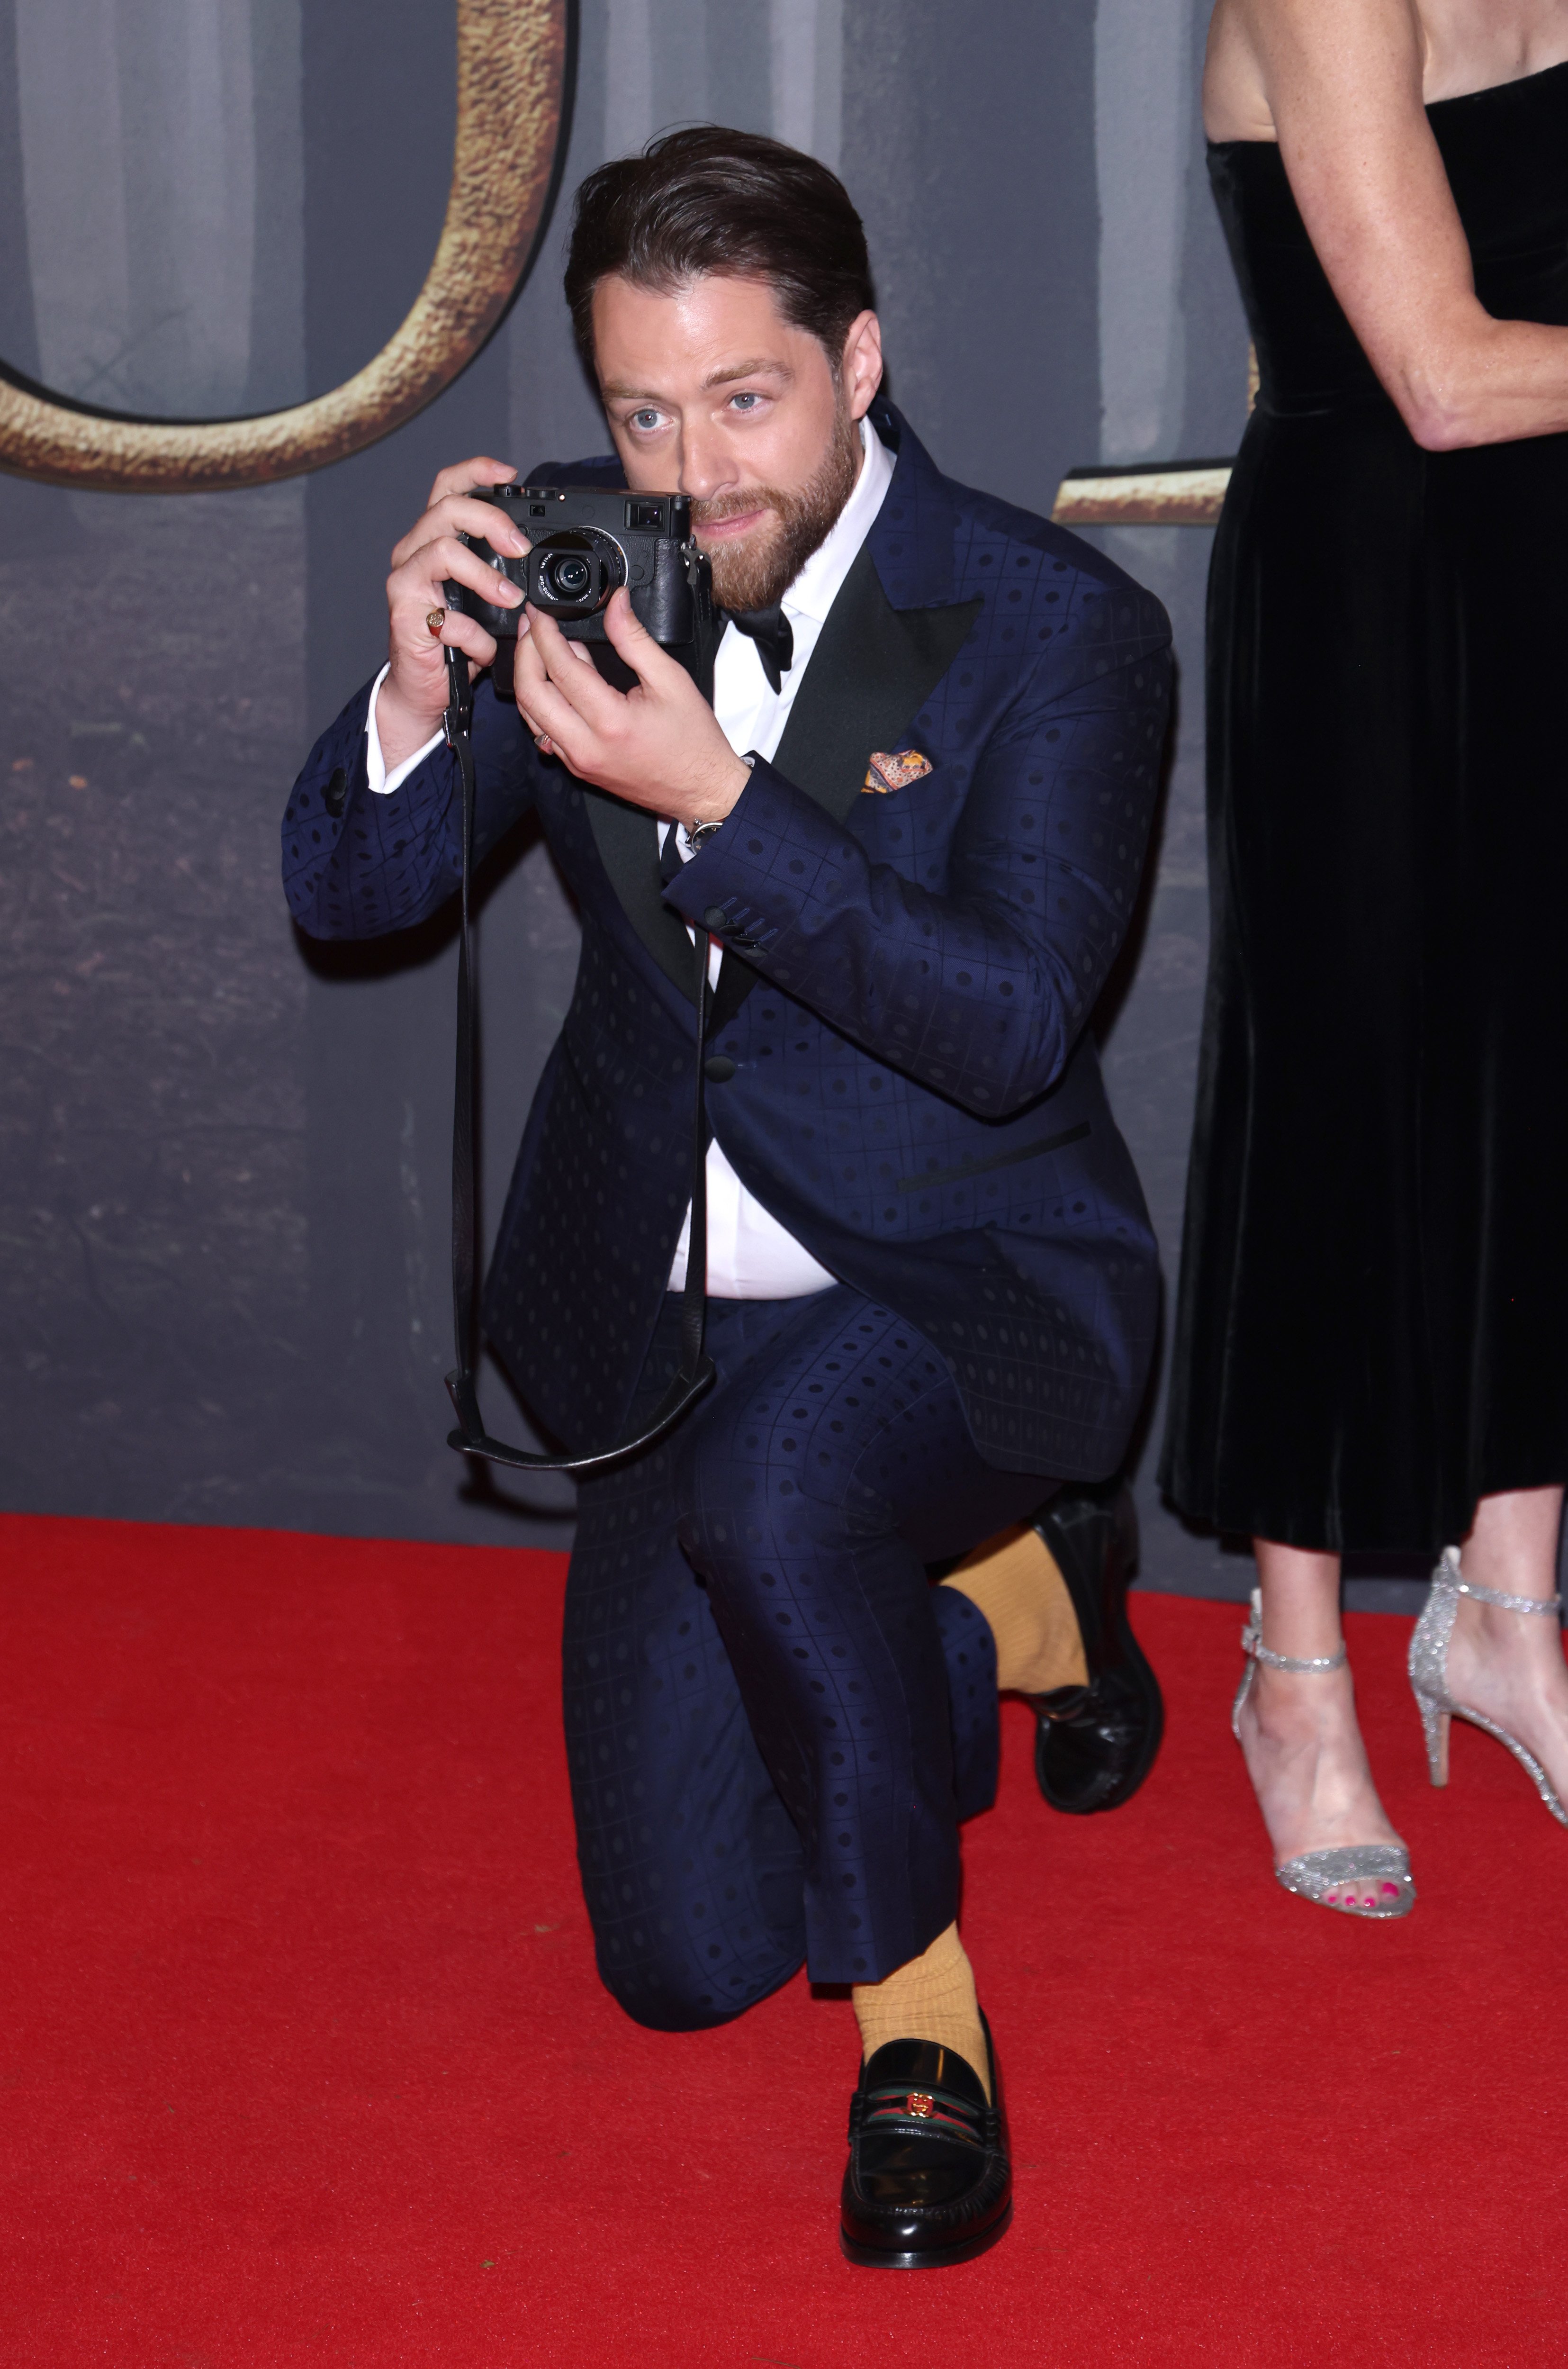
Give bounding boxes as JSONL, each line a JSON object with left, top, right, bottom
{"left": 514, "top": 591, "right": 750, "bottom": 827}
{"left": 378, "top": 455, "right": 529, "bottom": 775}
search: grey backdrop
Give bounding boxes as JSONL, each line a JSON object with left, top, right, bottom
{"left": 3, "top": 0, "right": 1392, "bottom": 1602}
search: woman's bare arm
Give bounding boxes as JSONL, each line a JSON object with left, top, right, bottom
{"left": 1212, "top": 0, "right": 1568, "bottom": 450}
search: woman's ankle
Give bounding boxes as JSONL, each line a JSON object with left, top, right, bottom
{"left": 1253, "top": 1537, "right": 1344, "bottom": 1662}
{"left": 1458, "top": 1485, "right": 1565, "bottom": 1604}
{"left": 1243, "top": 1658, "right": 1359, "bottom": 1743}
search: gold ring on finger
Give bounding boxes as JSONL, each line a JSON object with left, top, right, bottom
{"left": 425, "top": 607, "right": 446, "bottom": 637}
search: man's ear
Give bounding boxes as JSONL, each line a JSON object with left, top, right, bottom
{"left": 841, "top": 311, "right": 884, "bottom": 422}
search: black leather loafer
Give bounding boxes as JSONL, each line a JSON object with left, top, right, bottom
{"left": 1031, "top": 1481, "right": 1163, "bottom": 1814}
{"left": 840, "top": 2020, "right": 1011, "bottom": 2269}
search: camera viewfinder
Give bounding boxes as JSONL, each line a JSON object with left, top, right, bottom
{"left": 626, "top": 499, "right": 664, "bottom": 531}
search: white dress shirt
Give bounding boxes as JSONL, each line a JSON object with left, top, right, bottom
{"left": 366, "top": 416, "right": 894, "bottom": 1297}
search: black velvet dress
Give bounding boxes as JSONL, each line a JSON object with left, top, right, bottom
{"left": 1161, "top": 64, "right": 1568, "bottom": 1554}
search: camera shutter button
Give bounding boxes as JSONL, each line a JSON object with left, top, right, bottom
{"left": 703, "top": 1055, "right": 737, "bottom": 1083}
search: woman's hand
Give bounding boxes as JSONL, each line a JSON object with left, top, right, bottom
{"left": 514, "top": 590, "right": 750, "bottom": 826}
{"left": 1213, "top": 0, "right": 1568, "bottom": 450}
{"left": 378, "top": 455, "right": 530, "bottom": 774}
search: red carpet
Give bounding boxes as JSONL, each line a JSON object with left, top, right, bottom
{"left": 2, "top": 1514, "right": 1565, "bottom": 2366}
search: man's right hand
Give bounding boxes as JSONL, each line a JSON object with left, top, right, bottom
{"left": 376, "top": 456, "right": 532, "bottom": 776}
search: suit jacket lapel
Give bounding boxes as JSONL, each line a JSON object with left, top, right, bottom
{"left": 767, "top": 541, "right": 979, "bottom": 821}
{"left": 707, "top": 545, "right": 980, "bottom": 1031}
{"left": 583, "top": 789, "right": 700, "bottom": 1004}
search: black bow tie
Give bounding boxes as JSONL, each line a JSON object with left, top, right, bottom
{"left": 726, "top": 603, "right": 794, "bottom": 695}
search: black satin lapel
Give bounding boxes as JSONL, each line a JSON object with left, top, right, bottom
{"left": 769, "top": 545, "right": 982, "bottom": 824}
{"left": 583, "top": 787, "right": 699, "bottom": 1005}
{"left": 584, "top": 556, "right": 980, "bottom": 1029}
{"left": 706, "top": 553, "right": 982, "bottom": 1033}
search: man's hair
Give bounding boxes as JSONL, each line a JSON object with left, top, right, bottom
{"left": 564, "top": 127, "right": 875, "bottom": 371}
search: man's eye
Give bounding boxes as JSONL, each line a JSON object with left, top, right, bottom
{"left": 631, "top": 409, "right": 662, "bottom": 431}
{"left": 729, "top": 392, "right": 761, "bottom": 412}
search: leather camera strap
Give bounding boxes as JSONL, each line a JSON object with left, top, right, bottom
{"left": 440, "top": 647, "right": 715, "bottom": 1477}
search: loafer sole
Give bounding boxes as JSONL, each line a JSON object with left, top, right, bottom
{"left": 840, "top": 2196, "right": 1013, "bottom": 2270}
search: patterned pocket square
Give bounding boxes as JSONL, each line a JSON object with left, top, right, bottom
{"left": 864, "top": 748, "right": 934, "bottom": 794}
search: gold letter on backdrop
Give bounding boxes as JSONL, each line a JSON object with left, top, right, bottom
{"left": 0, "top": 0, "right": 573, "bottom": 494}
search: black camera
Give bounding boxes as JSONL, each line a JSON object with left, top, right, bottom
{"left": 444, "top": 483, "right": 722, "bottom": 700}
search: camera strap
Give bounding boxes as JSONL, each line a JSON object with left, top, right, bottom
{"left": 440, "top": 647, "right": 716, "bottom": 1479}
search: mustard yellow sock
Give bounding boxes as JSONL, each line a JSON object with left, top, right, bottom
{"left": 941, "top": 1522, "right": 1089, "bottom": 1696}
{"left": 852, "top": 1922, "right": 990, "bottom": 2099}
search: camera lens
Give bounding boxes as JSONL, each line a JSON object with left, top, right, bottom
{"left": 544, "top": 552, "right": 592, "bottom": 602}
{"left": 528, "top": 524, "right": 625, "bottom": 615}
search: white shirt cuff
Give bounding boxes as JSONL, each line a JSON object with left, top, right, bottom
{"left": 365, "top": 662, "right": 444, "bottom": 796}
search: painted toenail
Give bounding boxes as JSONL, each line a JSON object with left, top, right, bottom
{"left": 1325, "top": 1892, "right": 1339, "bottom": 1903}
{"left": 1380, "top": 1883, "right": 1398, "bottom": 1897}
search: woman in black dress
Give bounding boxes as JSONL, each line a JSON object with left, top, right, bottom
{"left": 1163, "top": 0, "right": 1568, "bottom": 1915}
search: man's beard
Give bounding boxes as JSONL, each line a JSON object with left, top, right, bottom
{"left": 693, "top": 400, "right": 863, "bottom": 613}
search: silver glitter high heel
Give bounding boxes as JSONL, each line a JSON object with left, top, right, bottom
{"left": 1408, "top": 1547, "right": 1568, "bottom": 1825}
{"left": 1232, "top": 1590, "right": 1415, "bottom": 1918}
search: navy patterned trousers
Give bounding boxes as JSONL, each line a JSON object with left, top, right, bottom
{"left": 563, "top": 1287, "right": 1055, "bottom": 2031}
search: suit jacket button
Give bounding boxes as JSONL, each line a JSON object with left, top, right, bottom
{"left": 703, "top": 906, "right": 729, "bottom": 930}
{"left": 703, "top": 1055, "right": 737, "bottom": 1083}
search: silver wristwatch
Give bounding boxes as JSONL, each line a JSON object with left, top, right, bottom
{"left": 682, "top": 752, "right": 755, "bottom": 856}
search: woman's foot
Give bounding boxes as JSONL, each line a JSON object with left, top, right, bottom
{"left": 1235, "top": 1658, "right": 1408, "bottom": 1912}
{"left": 1442, "top": 1588, "right": 1568, "bottom": 1808}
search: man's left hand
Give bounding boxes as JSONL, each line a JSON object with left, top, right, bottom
{"left": 513, "top": 590, "right": 750, "bottom": 826}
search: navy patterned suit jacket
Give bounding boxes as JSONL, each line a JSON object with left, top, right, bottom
{"left": 283, "top": 398, "right": 1172, "bottom": 1479}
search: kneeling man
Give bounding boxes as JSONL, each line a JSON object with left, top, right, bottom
{"left": 284, "top": 128, "right": 1171, "bottom": 2268}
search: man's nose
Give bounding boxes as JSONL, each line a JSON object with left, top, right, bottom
{"left": 673, "top": 425, "right": 737, "bottom": 504}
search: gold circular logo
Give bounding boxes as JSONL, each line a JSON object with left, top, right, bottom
{"left": 0, "top": 0, "right": 571, "bottom": 494}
